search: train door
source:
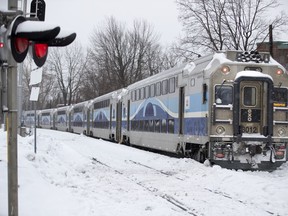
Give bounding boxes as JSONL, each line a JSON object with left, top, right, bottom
{"left": 234, "top": 76, "right": 273, "bottom": 138}
{"left": 179, "top": 87, "right": 185, "bottom": 135}
{"left": 116, "top": 102, "right": 122, "bottom": 142}
{"left": 127, "top": 100, "right": 130, "bottom": 131}
{"left": 86, "top": 107, "right": 91, "bottom": 135}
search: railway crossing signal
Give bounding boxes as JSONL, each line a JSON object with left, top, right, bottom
{"left": 1, "top": 14, "right": 76, "bottom": 67}
{"left": 0, "top": 1, "right": 76, "bottom": 215}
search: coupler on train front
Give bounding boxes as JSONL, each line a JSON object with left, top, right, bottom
{"left": 209, "top": 140, "right": 287, "bottom": 171}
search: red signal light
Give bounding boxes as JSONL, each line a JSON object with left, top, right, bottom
{"left": 15, "top": 37, "right": 29, "bottom": 53}
{"left": 34, "top": 43, "right": 48, "bottom": 58}
{"left": 0, "top": 42, "right": 4, "bottom": 48}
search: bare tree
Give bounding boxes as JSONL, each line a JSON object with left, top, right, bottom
{"left": 47, "top": 42, "right": 86, "bottom": 105}
{"left": 176, "top": 0, "right": 288, "bottom": 59}
{"left": 86, "top": 17, "right": 163, "bottom": 96}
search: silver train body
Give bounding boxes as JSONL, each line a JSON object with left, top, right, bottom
{"left": 22, "top": 50, "right": 288, "bottom": 170}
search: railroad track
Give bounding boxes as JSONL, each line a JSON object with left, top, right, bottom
{"left": 104, "top": 158, "right": 276, "bottom": 216}
{"left": 92, "top": 157, "right": 200, "bottom": 216}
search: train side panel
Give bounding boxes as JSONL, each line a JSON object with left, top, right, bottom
{"left": 39, "top": 108, "right": 55, "bottom": 129}
{"left": 54, "top": 106, "right": 70, "bottom": 132}
{"left": 90, "top": 94, "right": 112, "bottom": 140}
{"left": 70, "top": 102, "right": 89, "bottom": 134}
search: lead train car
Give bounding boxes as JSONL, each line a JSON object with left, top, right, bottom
{"left": 23, "top": 50, "right": 288, "bottom": 170}
{"left": 120, "top": 50, "right": 287, "bottom": 170}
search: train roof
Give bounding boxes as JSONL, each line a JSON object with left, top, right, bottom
{"left": 39, "top": 108, "right": 55, "bottom": 114}
{"left": 127, "top": 63, "right": 188, "bottom": 90}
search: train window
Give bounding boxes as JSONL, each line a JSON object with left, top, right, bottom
{"left": 140, "top": 88, "right": 145, "bottom": 100}
{"left": 162, "top": 80, "right": 168, "bottom": 95}
{"left": 144, "top": 120, "right": 149, "bottom": 131}
{"left": 169, "top": 77, "right": 175, "bottom": 93}
{"left": 168, "top": 119, "right": 174, "bottom": 133}
{"left": 150, "top": 84, "right": 155, "bottom": 97}
{"left": 273, "top": 88, "right": 287, "bottom": 107}
{"left": 156, "top": 82, "right": 161, "bottom": 96}
{"left": 243, "top": 87, "right": 256, "bottom": 106}
{"left": 161, "top": 119, "right": 167, "bottom": 133}
{"left": 136, "top": 89, "right": 140, "bottom": 101}
{"left": 149, "top": 120, "right": 154, "bottom": 132}
{"left": 123, "top": 107, "right": 126, "bottom": 118}
{"left": 94, "top": 99, "right": 110, "bottom": 109}
{"left": 191, "top": 78, "right": 195, "bottom": 87}
{"left": 155, "top": 120, "right": 160, "bottom": 133}
{"left": 140, "top": 120, "right": 144, "bottom": 131}
{"left": 202, "top": 84, "right": 207, "bottom": 104}
{"left": 145, "top": 86, "right": 150, "bottom": 98}
{"left": 112, "top": 109, "right": 116, "bottom": 119}
{"left": 215, "top": 85, "right": 233, "bottom": 105}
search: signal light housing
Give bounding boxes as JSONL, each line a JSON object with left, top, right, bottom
{"left": 5, "top": 15, "right": 76, "bottom": 67}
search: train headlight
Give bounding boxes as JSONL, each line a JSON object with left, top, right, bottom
{"left": 216, "top": 126, "right": 226, "bottom": 135}
{"left": 221, "top": 66, "right": 230, "bottom": 75}
{"left": 278, "top": 127, "right": 286, "bottom": 136}
{"left": 276, "top": 68, "right": 284, "bottom": 76}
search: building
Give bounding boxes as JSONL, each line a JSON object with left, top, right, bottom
{"left": 257, "top": 41, "right": 288, "bottom": 71}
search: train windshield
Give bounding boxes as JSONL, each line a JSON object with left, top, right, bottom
{"left": 273, "top": 88, "right": 288, "bottom": 107}
{"left": 215, "top": 85, "right": 233, "bottom": 105}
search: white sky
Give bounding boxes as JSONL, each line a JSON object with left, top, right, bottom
{"left": 44, "top": 0, "right": 182, "bottom": 47}
{"left": 1, "top": 0, "right": 288, "bottom": 48}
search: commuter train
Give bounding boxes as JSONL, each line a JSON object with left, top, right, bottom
{"left": 22, "top": 50, "right": 288, "bottom": 170}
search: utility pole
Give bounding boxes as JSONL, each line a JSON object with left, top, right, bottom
{"left": 7, "top": 49, "right": 18, "bottom": 216}
{"left": 6, "top": 0, "right": 19, "bottom": 214}
{"left": 7, "top": 0, "right": 19, "bottom": 214}
{"left": 269, "top": 24, "right": 273, "bottom": 58}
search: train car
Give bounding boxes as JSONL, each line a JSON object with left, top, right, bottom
{"left": 122, "top": 64, "right": 185, "bottom": 152}
{"left": 207, "top": 50, "right": 287, "bottom": 170}
{"left": 38, "top": 108, "right": 55, "bottom": 129}
{"left": 89, "top": 90, "right": 123, "bottom": 140}
{"left": 54, "top": 105, "right": 71, "bottom": 132}
{"left": 22, "top": 110, "right": 38, "bottom": 127}
{"left": 70, "top": 101, "right": 90, "bottom": 134}
{"left": 120, "top": 50, "right": 287, "bottom": 170}
{"left": 24, "top": 50, "right": 288, "bottom": 170}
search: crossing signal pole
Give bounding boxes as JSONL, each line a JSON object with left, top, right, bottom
{"left": 0, "top": 1, "right": 76, "bottom": 215}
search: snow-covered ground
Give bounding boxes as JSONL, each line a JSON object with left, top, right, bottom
{"left": 1, "top": 127, "right": 288, "bottom": 216}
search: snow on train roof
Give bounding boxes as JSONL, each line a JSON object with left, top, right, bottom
{"left": 128, "top": 63, "right": 188, "bottom": 89}
{"left": 235, "top": 71, "right": 273, "bottom": 81}
{"left": 204, "top": 52, "right": 232, "bottom": 71}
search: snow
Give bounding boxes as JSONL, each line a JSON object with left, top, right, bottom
{"left": 1, "top": 127, "right": 288, "bottom": 216}
{"left": 235, "top": 71, "right": 273, "bottom": 81}
{"left": 205, "top": 52, "right": 232, "bottom": 71}
{"left": 16, "top": 20, "right": 60, "bottom": 34}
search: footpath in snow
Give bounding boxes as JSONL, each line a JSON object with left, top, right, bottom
{"left": 1, "top": 128, "right": 288, "bottom": 216}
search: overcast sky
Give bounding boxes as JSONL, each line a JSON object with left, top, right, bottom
{"left": 45, "top": 0, "right": 182, "bottom": 47}
{"left": 1, "top": 0, "right": 288, "bottom": 48}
